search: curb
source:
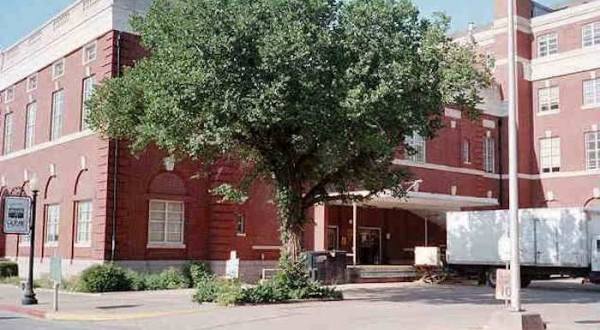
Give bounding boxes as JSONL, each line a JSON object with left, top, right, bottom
{"left": 0, "top": 304, "right": 47, "bottom": 319}
{"left": 45, "top": 308, "right": 203, "bottom": 321}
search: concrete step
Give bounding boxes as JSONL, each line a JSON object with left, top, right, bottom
{"left": 347, "top": 265, "right": 417, "bottom": 283}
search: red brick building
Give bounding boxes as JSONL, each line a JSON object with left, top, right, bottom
{"left": 1, "top": 0, "right": 599, "bottom": 281}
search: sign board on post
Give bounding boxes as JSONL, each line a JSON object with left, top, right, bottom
{"left": 2, "top": 196, "right": 31, "bottom": 235}
{"left": 50, "top": 256, "right": 62, "bottom": 283}
{"left": 225, "top": 250, "right": 240, "bottom": 279}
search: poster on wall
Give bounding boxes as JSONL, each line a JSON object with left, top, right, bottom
{"left": 2, "top": 196, "right": 32, "bottom": 235}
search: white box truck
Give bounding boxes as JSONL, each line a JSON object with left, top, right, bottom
{"left": 446, "top": 207, "right": 600, "bottom": 287}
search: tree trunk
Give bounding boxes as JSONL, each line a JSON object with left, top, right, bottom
{"left": 275, "top": 185, "right": 306, "bottom": 262}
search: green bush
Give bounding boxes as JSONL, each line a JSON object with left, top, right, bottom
{"left": 215, "top": 279, "right": 244, "bottom": 306}
{"left": 126, "top": 270, "right": 147, "bottom": 291}
{"left": 193, "top": 274, "right": 219, "bottom": 303}
{"left": 0, "top": 261, "right": 18, "bottom": 278}
{"left": 78, "top": 264, "right": 131, "bottom": 292}
{"left": 183, "top": 262, "right": 212, "bottom": 287}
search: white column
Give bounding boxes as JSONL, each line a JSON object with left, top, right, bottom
{"left": 507, "top": 0, "right": 521, "bottom": 312}
{"left": 352, "top": 202, "right": 358, "bottom": 266}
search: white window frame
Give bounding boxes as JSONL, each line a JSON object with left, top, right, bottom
{"left": 50, "top": 90, "right": 64, "bottom": 140}
{"left": 75, "top": 200, "right": 93, "bottom": 246}
{"left": 582, "top": 22, "right": 600, "bottom": 48}
{"left": 463, "top": 139, "right": 471, "bottom": 164}
{"left": 585, "top": 131, "right": 600, "bottom": 170}
{"left": 25, "top": 102, "right": 37, "bottom": 149}
{"left": 3, "top": 112, "right": 13, "bottom": 155}
{"left": 406, "top": 132, "right": 426, "bottom": 163}
{"left": 583, "top": 78, "right": 600, "bottom": 107}
{"left": 235, "top": 213, "right": 246, "bottom": 236}
{"left": 4, "top": 86, "right": 15, "bottom": 104}
{"left": 81, "top": 75, "right": 95, "bottom": 130}
{"left": 538, "top": 33, "right": 558, "bottom": 57}
{"left": 538, "top": 86, "right": 560, "bottom": 114}
{"left": 45, "top": 204, "right": 60, "bottom": 246}
{"left": 484, "top": 137, "right": 496, "bottom": 173}
{"left": 52, "top": 59, "right": 65, "bottom": 80}
{"left": 540, "top": 137, "right": 561, "bottom": 173}
{"left": 82, "top": 41, "right": 97, "bottom": 64}
{"left": 26, "top": 74, "right": 38, "bottom": 92}
{"left": 147, "top": 200, "right": 185, "bottom": 247}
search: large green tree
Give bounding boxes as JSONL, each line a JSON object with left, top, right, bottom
{"left": 88, "top": 0, "right": 490, "bottom": 260}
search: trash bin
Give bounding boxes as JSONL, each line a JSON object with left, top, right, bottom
{"left": 304, "top": 250, "right": 347, "bottom": 284}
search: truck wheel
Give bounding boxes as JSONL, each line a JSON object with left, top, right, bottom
{"left": 486, "top": 269, "right": 497, "bottom": 288}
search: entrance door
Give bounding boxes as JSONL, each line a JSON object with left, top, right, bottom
{"left": 593, "top": 236, "right": 600, "bottom": 272}
{"left": 358, "top": 227, "right": 381, "bottom": 265}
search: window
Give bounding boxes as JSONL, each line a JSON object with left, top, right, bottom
{"left": 81, "top": 75, "right": 95, "bottom": 130}
{"left": 26, "top": 74, "right": 38, "bottom": 92}
{"left": 540, "top": 137, "right": 561, "bottom": 173}
{"left": 50, "top": 90, "right": 64, "bottom": 140}
{"left": 52, "top": 59, "right": 65, "bottom": 79}
{"left": 538, "top": 87, "right": 559, "bottom": 113}
{"left": 148, "top": 200, "right": 184, "bottom": 244}
{"left": 583, "top": 78, "right": 600, "bottom": 106}
{"left": 25, "top": 102, "right": 37, "bottom": 149}
{"left": 538, "top": 33, "right": 558, "bottom": 57}
{"left": 585, "top": 131, "right": 600, "bottom": 170}
{"left": 4, "top": 86, "right": 15, "bottom": 103}
{"left": 3, "top": 113, "right": 13, "bottom": 154}
{"left": 327, "top": 226, "right": 339, "bottom": 251}
{"left": 582, "top": 22, "right": 600, "bottom": 48}
{"left": 235, "top": 214, "right": 246, "bottom": 236}
{"left": 46, "top": 204, "right": 60, "bottom": 244}
{"left": 405, "top": 132, "right": 426, "bottom": 163}
{"left": 76, "top": 201, "right": 93, "bottom": 245}
{"left": 484, "top": 137, "right": 496, "bottom": 173}
{"left": 82, "top": 42, "right": 97, "bottom": 64}
{"left": 463, "top": 139, "right": 471, "bottom": 164}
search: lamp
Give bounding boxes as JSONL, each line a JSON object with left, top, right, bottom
{"left": 163, "top": 155, "right": 176, "bottom": 172}
{"left": 29, "top": 174, "right": 39, "bottom": 192}
{"left": 22, "top": 173, "right": 39, "bottom": 305}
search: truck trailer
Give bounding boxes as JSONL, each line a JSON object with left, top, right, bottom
{"left": 446, "top": 208, "right": 600, "bottom": 287}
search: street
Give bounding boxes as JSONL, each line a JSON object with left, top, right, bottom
{"left": 1, "top": 280, "right": 599, "bottom": 330}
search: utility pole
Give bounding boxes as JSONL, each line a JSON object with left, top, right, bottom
{"left": 507, "top": 0, "right": 521, "bottom": 312}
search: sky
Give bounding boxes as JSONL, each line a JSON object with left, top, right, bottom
{"left": 0, "top": 0, "right": 569, "bottom": 49}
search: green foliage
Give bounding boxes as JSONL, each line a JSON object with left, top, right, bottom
{"left": 183, "top": 261, "right": 212, "bottom": 287}
{"left": 88, "top": 0, "right": 491, "bottom": 258}
{"left": 192, "top": 274, "right": 219, "bottom": 303}
{"left": 78, "top": 264, "right": 132, "bottom": 293}
{"left": 0, "top": 261, "right": 18, "bottom": 278}
{"left": 0, "top": 276, "right": 21, "bottom": 286}
{"left": 192, "top": 276, "right": 245, "bottom": 306}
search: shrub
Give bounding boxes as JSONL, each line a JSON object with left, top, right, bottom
{"left": 78, "top": 264, "right": 131, "bottom": 292}
{"left": 0, "top": 261, "right": 18, "bottom": 278}
{"left": 214, "top": 279, "right": 244, "bottom": 306}
{"left": 183, "top": 262, "right": 212, "bottom": 287}
{"left": 126, "top": 270, "right": 147, "bottom": 291}
{"left": 193, "top": 274, "right": 218, "bottom": 303}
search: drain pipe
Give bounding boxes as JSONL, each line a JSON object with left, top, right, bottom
{"left": 110, "top": 31, "right": 122, "bottom": 261}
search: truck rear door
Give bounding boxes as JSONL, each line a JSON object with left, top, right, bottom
{"left": 593, "top": 236, "right": 600, "bottom": 272}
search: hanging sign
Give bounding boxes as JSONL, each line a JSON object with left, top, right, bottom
{"left": 2, "top": 196, "right": 32, "bottom": 234}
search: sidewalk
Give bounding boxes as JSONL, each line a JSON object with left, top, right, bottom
{"left": 0, "top": 284, "right": 214, "bottom": 321}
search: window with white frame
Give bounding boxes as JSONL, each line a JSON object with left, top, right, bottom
{"left": 463, "top": 139, "right": 471, "bottom": 164}
{"left": 585, "top": 131, "right": 600, "bottom": 170}
{"left": 583, "top": 78, "right": 600, "bottom": 106}
{"left": 582, "top": 22, "right": 600, "bottom": 48}
{"left": 405, "top": 132, "right": 426, "bottom": 163}
{"left": 46, "top": 204, "right": 60, "bottom": 244}
{"left": 52, "top": 59, "right": 65, "bottom": 79}
{"left": 538, "top": 33, "right": 558, "bottom": 57}
{"left": 148, "top": 200, "right": 184, "bottom": 244}
{"left": 4, "top": 86, "right": 15, "bottom": 103}
{"left": 82, "top": 42, "right": 97, "bottom": 64}
{"left": 235, "top": 214, "right": 246, "bottom": 236}
{"left": 25, "top": 102, "right": 36, "bottom": 149}
{"left": 540, "top": 137, "right": 561, "bottom": 173}
{"left": 26, "top": 74, "right": 38, "bottom": 92}
{"left": 81, "top": 75, "right": 95, "bottom": 130}
{"left": 51, "top": 90, "right": 64, "bottom": 140}
{"left": 76, "top": 200, "right": 93, "bottom": 245}
{"left": 484, "top": 137, "right": 496, "bottom": 173}
{"left": 3, "top": 112, "right": 13, "bottom": 154}
{"left": 538, "top": 86, "right": 560, "bottom": 113}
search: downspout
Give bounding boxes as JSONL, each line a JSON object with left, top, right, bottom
{"left": 498, "top": 118, "right": 504, "bottom": 207}
{"left": 110, "top": 31, "right": 122, "bottom": 261}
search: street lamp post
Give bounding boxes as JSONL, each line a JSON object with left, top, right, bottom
{"left": 507, "top": 0, "right": 521, "bottom": 312}
{"left": 22, "top": 175, "right": 38, "bottom": 305}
